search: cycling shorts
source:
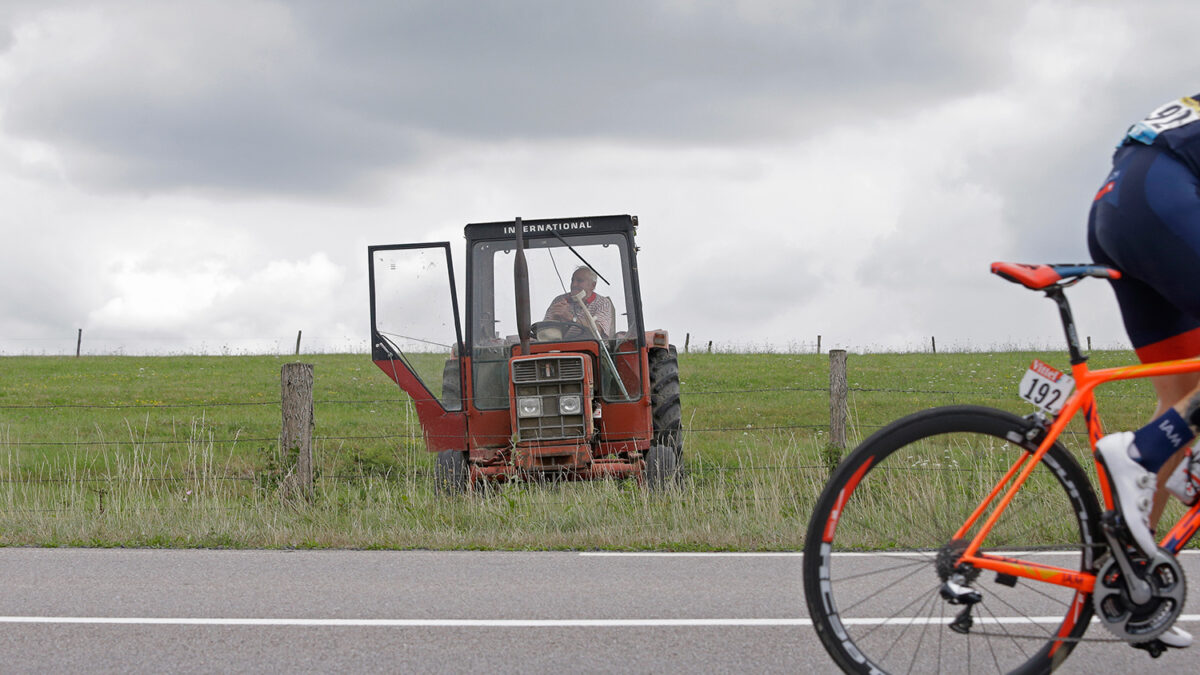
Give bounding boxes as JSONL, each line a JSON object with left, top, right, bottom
{"left": 1088, "top": 143, "right": 1200, "bottom": 363}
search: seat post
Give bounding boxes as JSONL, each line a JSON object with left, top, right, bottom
{"left": 1045, "top": 287, "right": 1088, "bottom": 365}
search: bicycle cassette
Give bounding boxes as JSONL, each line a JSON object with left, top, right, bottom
{"left": 1093, "top": 549, "right": 1186, "bottom": 642}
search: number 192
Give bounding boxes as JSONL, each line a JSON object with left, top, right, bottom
{"left": 1024, "top": 377, "right": 1062, "bottom": 408}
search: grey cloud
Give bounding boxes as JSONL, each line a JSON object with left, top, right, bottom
{"left": 653, "top": 243, "right": 821, "bottom": 329}
{"left": 2, "top": 1, "right": 1021, "bottom": 196}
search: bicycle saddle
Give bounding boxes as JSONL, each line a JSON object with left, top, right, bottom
{"left": 991, "top": 262, "right": 1121, "bottom": 290}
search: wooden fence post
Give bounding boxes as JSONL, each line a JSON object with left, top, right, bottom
{"left": 931, "top": 336, "right": 937, "bottom": 354}
{"left": 295, "top": 330, "right": 303, "bottom": 356}
{"left": 280, "top": 363, "right": 314, "bottom": 501}
{"left": 684, "top": 333, "right": 690, "bottom": 354}
{"left": 76, "top": 329, "right": 82, "bottom": 358}
{"left": 817, "top": 335, "right": 822, "bottom": 354}
{"left": 829, "top": 349, "right": 848, "bottom": 451}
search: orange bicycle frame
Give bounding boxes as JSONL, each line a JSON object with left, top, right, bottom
{"left": 950, "top": 355, "right": 1200, "bottom": 593}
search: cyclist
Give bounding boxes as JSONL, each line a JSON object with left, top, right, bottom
{"left": 1089, "top": 93, "right": 1200, "bottom": 650}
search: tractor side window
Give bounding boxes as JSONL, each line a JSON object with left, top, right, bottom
{"left": 371, "top": 246, "right": 463, "bottom": 411}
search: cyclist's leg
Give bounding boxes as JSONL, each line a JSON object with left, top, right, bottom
{"left": 1151, "top": 372, "right": 1200, "bottom": 524}
{"left": 1090, "top": 144, "right": 1200, "bottom": 558}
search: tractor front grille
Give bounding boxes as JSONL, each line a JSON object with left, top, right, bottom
{"left": 513, "top": 355, "right": 587, "bottom": 442}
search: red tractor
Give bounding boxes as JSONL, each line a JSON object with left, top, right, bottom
{"left": 368, "top": 214, "right": 683, "bottom": 493}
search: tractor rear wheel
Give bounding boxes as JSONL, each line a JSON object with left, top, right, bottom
{"left": 434, "top": 449, "right": 468, "bottom": 495}
{"left": 648, "top": 345, "right": 683, "bottom": 486}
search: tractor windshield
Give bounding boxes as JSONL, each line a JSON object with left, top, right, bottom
{"left": 469, "top": 232, "right": 642, "bottom": 410}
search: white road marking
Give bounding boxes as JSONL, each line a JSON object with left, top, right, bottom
{"left": 579, "top": 552, "right": 800, "bottom": 557}
{"left": 579, "top": 550, "right": 1200, "bottom": 558}
{"left": 1, "top": 615, "right": 1197, "bottom": 628}
{"left": 0, "top": 617, "right": 810, "bottom": 627}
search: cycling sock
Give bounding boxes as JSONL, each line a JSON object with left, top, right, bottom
{"left": 1130, "top": 408, "right": 1195, "bottom": 473}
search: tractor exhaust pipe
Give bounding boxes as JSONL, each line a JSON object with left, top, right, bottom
{"left": 513, "top": 217, "right": 531, "bottom": 355}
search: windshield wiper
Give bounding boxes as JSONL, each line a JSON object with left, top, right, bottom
{"left": 549, "top": 230, "right": 611, "bottom": 286}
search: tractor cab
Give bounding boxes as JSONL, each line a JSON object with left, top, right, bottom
{"left": 368, "top": 215, "right": 682, "bottom": 493}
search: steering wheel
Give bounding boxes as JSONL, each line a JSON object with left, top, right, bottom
{"left": 530, "top": 320, "right": 592, "bottom": 341}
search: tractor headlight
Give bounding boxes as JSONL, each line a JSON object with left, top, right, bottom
{"left": 517, "top": 396, "right": 543, "bottom": 418}
{"left": 558, "top": 395, "right": 582, "bottom": 415}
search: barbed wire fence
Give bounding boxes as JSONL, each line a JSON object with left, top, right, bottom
{"left": 0, "top": 350, "right": 1154, "bottom": 506}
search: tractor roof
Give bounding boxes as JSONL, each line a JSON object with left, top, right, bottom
{"left": 464, "top": 214, "right": 636, "bottom": 243}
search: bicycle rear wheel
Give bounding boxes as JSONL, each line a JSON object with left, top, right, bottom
{"left": 803, "top": 405, "right": 1103, "bottom": 674}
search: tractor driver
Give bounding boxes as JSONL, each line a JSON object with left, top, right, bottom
{"left": 544, "top": 266, "right": 615, "bottom": 338}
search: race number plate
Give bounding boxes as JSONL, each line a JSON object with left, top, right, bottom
{"left": 1018, "top": 359, "right": 1074, "bottom": 413}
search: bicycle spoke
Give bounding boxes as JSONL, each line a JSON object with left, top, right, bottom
{"left": 980, "top": 582, "right": 1059, "bottom": 638}
{"left": 837, "top": 561, "right": 936, "bottom": 619}
{"left": 854, "top": 581, "right": 943, "bottom": 644}
{"left": 979, "top": 597, "right": 1032, "bottom": 661}
{"left": 905, "top": 584, "right": 943, "bottom": 675}
{"left": 879, "top": 583, "right": 941, "bottom": 665}
{"left": 830, "top": 556, "right": 932, "bottom": 585}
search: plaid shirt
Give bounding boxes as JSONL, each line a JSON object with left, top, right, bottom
{"left": 545, "top": 293, "right": 615, "bottom": 337}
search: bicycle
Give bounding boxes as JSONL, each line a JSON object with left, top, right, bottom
{"left": 803, "top": 262, "right": 1200, "bottom": 673}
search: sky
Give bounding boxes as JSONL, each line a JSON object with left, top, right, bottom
{"left": 1, "top": 0, "right": 1198, "bottom": 357}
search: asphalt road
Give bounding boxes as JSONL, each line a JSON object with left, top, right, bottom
{"left": 0, "top": 549, "right": 1196, "bottom": 673}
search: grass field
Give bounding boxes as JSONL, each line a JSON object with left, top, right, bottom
{"left": 0, "top": 349, "right": 1168, "bottom": 549}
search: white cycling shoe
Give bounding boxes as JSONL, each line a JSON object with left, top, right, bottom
{"left": 1096, "top": 432, "right": 1158, "bottom": 557}
{"left": 1160, "top": 625, "right": 1194, "bottom": 649}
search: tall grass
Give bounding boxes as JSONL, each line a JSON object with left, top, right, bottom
{"left": 0, "top": 349, "right": 1164, "bottom": 549}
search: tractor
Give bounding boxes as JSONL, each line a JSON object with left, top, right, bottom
{"left": 368, "top": 214, "right": 683, "bottom": 493}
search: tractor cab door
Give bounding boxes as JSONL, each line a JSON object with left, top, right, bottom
{"left": 368, "top": 243, "right": 467, "bottom": 451}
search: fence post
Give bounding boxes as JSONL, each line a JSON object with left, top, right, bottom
{"left": 829, "top": 349, "right": 848, "bottom": 451}
{"left": 707, "top": 340, "right": 713, "bottom": 354}
{"left": 280, "top": 363, "right": 314, "bottom": 501}
{"left": 685, "top": 333, "right": 690, "bottom": 354}
{"left": 931, "top": 336, "right": 937, "bottom": 354}
{"left": 295, "top": 330, "right": 302, "bottom": 356}
{"left": 76, "top": 329, "right": 82, "bottom": 358}
{"left": 817, "top": 335, "right": 821, "bottom": 354}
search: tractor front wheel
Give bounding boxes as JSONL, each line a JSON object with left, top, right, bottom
{"left": 434, "top": 449, "right": 468, "bottom": 495}
{"left": 645, "top": 443, "right": 679, "bottom": 490}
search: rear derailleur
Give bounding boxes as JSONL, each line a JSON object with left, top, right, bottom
{"left": 937, "top": 539, "right": 984, "bottom": 634}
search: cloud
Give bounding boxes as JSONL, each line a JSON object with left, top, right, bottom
{"left": 87, "top": 251, "right": 346, "bottom": 348}
{"left": 4, "top": 1, "right": 1200, "bottom": 355}
{"left": 0, "top": 1, "right": 1023, "bottom": 196}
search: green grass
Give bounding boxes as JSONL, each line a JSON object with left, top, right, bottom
{"left": 0, "top": 349, "right": 1166, "bottom": 549}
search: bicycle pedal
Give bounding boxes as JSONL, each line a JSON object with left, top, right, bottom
{"left": 1132, "top": 640, "right": 1166, "bottom": 658}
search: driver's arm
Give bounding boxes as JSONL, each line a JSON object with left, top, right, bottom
{"left": 545, "top": 295, "right": 572, "bottom": 322}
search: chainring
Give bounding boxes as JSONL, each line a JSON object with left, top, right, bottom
{"left": 1093, "top": 550, "right": 1186, "bottom": 642}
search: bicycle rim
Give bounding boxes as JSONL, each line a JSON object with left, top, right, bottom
{"left": 803, "top": 406, "right": 1103, "bottom": 674}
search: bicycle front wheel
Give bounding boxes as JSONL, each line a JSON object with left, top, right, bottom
{"left": 803, "top": 405, "right": 1103, "bottom": 674}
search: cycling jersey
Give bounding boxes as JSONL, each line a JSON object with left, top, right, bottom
{"left": 1124, "top": 94, "right": 1200, "bottom": 177}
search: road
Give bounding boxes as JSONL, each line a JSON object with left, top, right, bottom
{"left": 0, "top": 549, "right": 1195, "bottom": 673}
